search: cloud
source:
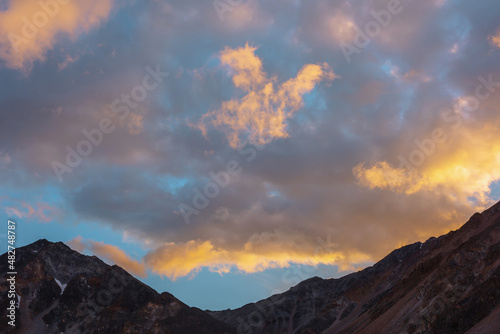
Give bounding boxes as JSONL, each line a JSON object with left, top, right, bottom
{"left": 0, "top": 152, "right": 12, "bottom": 165}
{"left": 4, "top": 201, "right": 61, "bottom": 222}
{"left": 196, "top": 43, "right": 337, "bottom": 148}
{"left": 144, "top": 237, "right": 370, "bottom": 280}
{"left": 67, "top": 235, "right": 86, "bottom": 252}
{"left": 0, "top": 0, "right": 116, "bottom": 71}
{"left": 67, "top": 236, "right": 147, "bottom": 278}
{"left": 327, "top": 12, "right": 356, "bottom": 42}
{"left": 3, "top": 0, "right": 500, "bottom": 289}
{"left": 218, "top": 0, "right": 274, "bottom": 31}
{"left": 57, "top": 54, "right": 78, "bottom": 71}
{"left": 90, "top": 241, "right": 147, "bottom": 277}
{"left": 353, "top": 121, "right": 500, "bottom": 204}
{"left": 126, "top": 112, "right": 145, "bottom": 135}
{"left": 490, "top": 28, "right": 500, "bottom": 48}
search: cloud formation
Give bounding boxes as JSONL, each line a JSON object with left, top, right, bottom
{"left": 67, "top": 236, "right": 147, "bottom": 278}
{"left": 0, "top": 0, "right": 115, "bottom": 71}
{"left": 4, "top": 200, "right": 61, "bottom": 222}
{"left": 1, "top": 0, "right": 500, "bottom": 287}
{"left": 144, "top": 237, "right": 370, "bottom": 281}
{"left": 354, "top": 97, "right": 500, "bottom": 204}
{"left": 196, "top": 43, "right": 337, "bottom": 148}
{"left": 490, "top": 27, "right": 500, "bottom": 48}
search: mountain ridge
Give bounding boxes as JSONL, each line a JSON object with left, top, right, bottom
{"left": 0, "top": 239, "right": 235, "bottom": 334}
{"left": 211, "top": 202, "right": 500, "bottom": 333}
{"left": 1, "top": 202, "right": 499, "bottom": 333}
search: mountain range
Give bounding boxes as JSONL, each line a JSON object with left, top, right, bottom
{"left": 1, "top": 201, "right": 499, "bottom": 333}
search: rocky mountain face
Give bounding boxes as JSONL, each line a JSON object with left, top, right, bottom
{"left": 1, "top": 202, "right": 499, "bottom": 334}
{"left": 0, "top": 240, "right": 235, "bottom": 334}
{"left": 210, "top": 202, "right": 500, "bottom": 333}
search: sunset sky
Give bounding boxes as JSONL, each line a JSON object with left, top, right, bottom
{"left": 2, "top": 0, "right": 500, "bottom": 310}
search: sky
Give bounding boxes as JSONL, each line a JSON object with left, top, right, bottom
{"left": 1, "top": 0, "right": 500, "bottom": 310}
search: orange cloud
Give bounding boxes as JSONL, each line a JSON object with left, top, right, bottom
{"left": 144, "top": 237, "right": 370, "bottom": 281}
{"left": 490, "top": 29, "right": 500, "bottom": 49}
{"left": 126, "top": 112, "right": 144, "bottom": 135}
{"left": 67, "top": 235, "right": 86, "bottom": 252}
{"left": 196, "top": 44, "right": 337, "bottom": 148}
{"left": 353, "top": 122, "right": 500, "bottom": 205}
{"left": 67, "top": 237, "right": 147, "bottom": 278}
{"left": 90, "top": 241, "right": 147, "bottom": 277}
{"left": 0, "top": 0, "right": 115, "bottom": 71}
{"left": 4, "top": 201, "right": 61, "bottom": 222}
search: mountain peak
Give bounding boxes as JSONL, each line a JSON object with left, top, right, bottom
{"left": 211, "top": 205, "right": 500, "bottom": 333}
{"left": 0, "top": 239, "right": 234, "bottom": 334}
{"left": 2, "top": 202, "right": 500, "bottom": 333}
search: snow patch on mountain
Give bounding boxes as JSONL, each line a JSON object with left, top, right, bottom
{"left": 54, "top": 278, "right": 67, "bottom": 295}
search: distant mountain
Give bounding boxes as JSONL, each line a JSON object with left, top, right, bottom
{"left": 1, "top": 202, "right": 499, "bottom": 334}
{"left": 210, "top": 202, "right": 500, "bottom": 333}
{"left": 0, "top": 239, "right": 234, "bottom": 334}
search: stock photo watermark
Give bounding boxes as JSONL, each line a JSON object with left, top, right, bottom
{"left": 7, "top": 0, "right": 72, "bottom": 52}
{"left": 374, "top": 73, "right": 500, "bottom": 190}
{"left": 341, "top": 0, "right": 410, "bottom": 63}
{"left": 6, "top": 219, "right": 17, "bottom": 328}
{"left": 64, "top": 270, "right": 131, "bottom": 333}
{"left": 399, "top": 74, "right": 500, "bottom": 174}
{"left": 51, "top": 65, "right": 168, "bottom": 182}
{"left": 213, "top": 0, "right": 247, "bottom": 21}
{"left": 178, "top": 141, "right": 264, "bottom": 224}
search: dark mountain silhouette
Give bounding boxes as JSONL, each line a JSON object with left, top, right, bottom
{"left": 211, "top": 202, "right": 500, "bottom": 333}
{"left": 1, "top": 202, "right": 499, "bottom": 333}
{"left": 0, "top": 239, "right": 234, "bottom": 334}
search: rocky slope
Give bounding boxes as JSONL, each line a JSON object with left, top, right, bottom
{"left": 0, "top": 239, "right": 234, "bottom": 334}
{"left": 210, "top": 202, "right": 500, "bottom": 333}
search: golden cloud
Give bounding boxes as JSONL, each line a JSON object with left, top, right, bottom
{"left": 196, "top": 43, "right": 337, "bottom": 148}
{"left": 353, "top": 121, "right": 500, "bottom": 204}
{"left": 0, "top": 0, "right": 115, "bottom": 71}
{"left": 66, "top": 235, "right": 86, "bottom": 253}
{"left": 489, "top": 28, "right": 500, "bottom": 48}
{"left": 144, "top": 237, "right": 370, "bottom": 281}
{"left": 126, "top": 112, "right": 144, "bottom": 135}
{"left": 67, "top": 237, "right": 147, "bottom": 278}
